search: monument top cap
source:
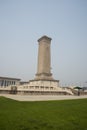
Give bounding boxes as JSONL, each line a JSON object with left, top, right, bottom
{"left": 38, "top": 35, "right": 52, "bottom": 42}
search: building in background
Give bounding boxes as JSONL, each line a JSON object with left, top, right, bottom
{"left": 0, "top": 77, "right": 20, "bottom": 87}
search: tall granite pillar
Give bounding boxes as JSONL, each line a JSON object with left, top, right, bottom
{"left": 35, "top": 35, "right": 53, "bottom": 80}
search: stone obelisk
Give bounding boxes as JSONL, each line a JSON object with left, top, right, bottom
{"left": 35, "top": 35, "right": 53, "bottom": 80}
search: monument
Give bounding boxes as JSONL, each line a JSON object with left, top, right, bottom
{"left": 35, "top": 35, "right": 53, "bottom": 80}
{"left": 29, "top": 35, "right": 59, "bottom": 89}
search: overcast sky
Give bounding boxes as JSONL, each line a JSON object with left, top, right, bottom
{"left": 0, "top": 0, "right": 87, "bottom": 86}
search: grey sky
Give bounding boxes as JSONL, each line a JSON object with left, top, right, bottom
{"left": 0, "top": 0, "right": 87, "bottom": 86}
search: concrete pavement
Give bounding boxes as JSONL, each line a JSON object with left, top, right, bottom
{"left": 0, "top": 94, "right": 87, "bottom": 101}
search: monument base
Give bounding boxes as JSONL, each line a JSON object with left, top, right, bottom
{"left": 29, "top": 79, "right": 60, "bottom": 90}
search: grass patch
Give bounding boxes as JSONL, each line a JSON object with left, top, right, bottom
{"left": 0, "top": 97, "right": 87, "bottom": 130}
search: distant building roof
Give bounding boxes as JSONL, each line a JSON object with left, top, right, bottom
{"left": 0, "top": 76, "right": 21, "bottom": 81}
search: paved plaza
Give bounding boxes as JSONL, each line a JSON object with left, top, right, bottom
{"left": 0, "top": 94, "right": 87, "bottom": 101}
